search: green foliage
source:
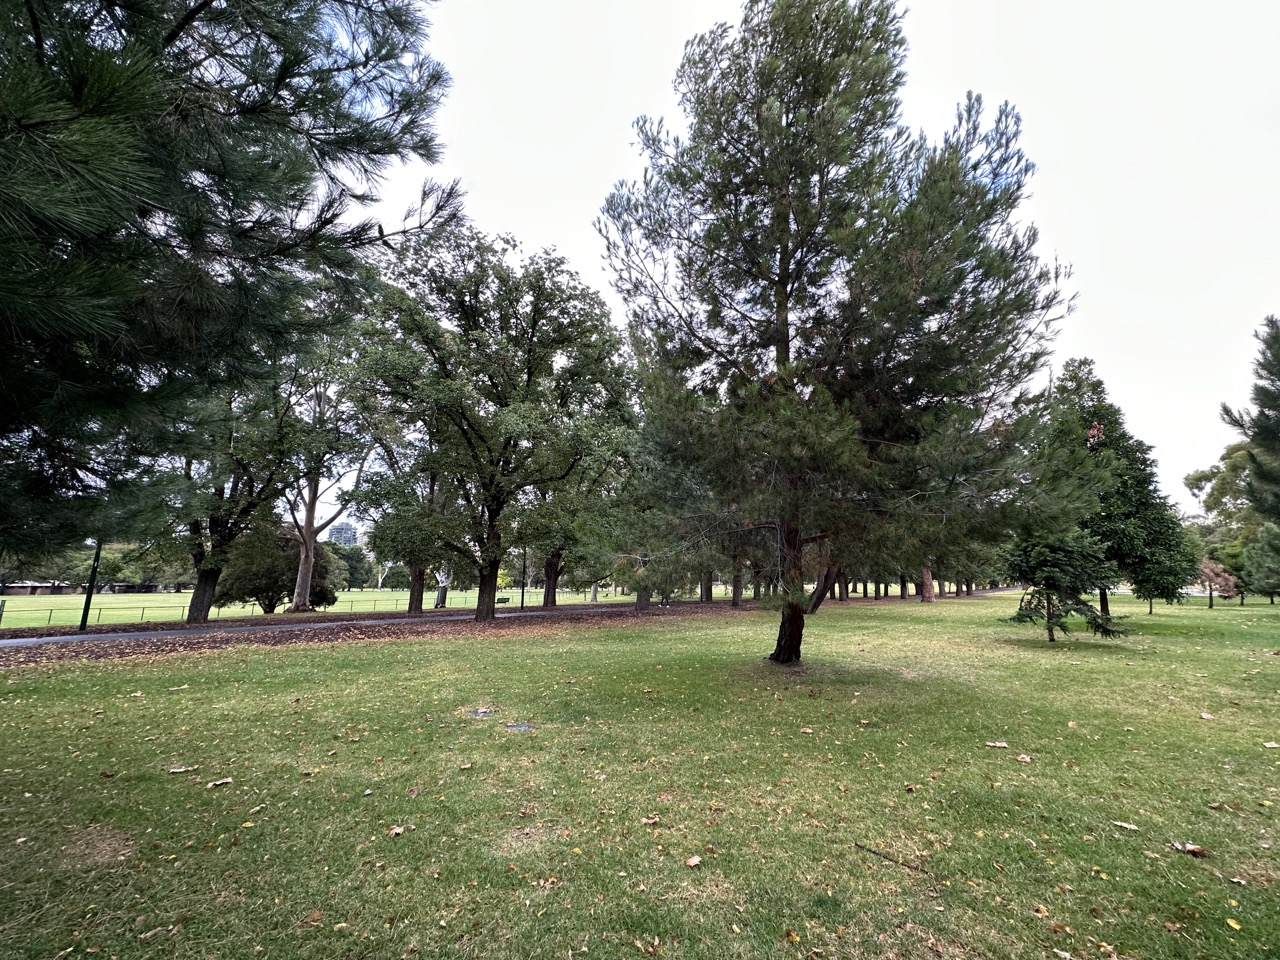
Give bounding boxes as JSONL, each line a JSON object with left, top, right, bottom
{"left": 329, "top": 544, "right": 373, "bottom": 591}
{"left": 1051, "top": 358, "right": 1196, "bottom": 601}
{"left": 361, "top": 227, "right": 634, "bottom": 619}
{"left": 1223, "top": 315, "right": 1280, "bottom": 523}
{"left": 601, "top": 0, "right": 1066, "bottom": 659}
{"left": 1004, "top": 530, "right": 1125, "bottom": 641}
{"left": 215, "top": 524, "right": 339, "bottom": 614}
{"left": 1241, "top": 523, "right": 1280, "bottom": 598}
{"left": 0, "top": 0, "right": 457, "bottom": 561}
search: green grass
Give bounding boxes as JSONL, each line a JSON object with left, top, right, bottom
{"left": 0, "top": 586, "right": 635, "bottom": 630}
{"left": 1, "top": 594, "right": 1276, "bottom": 959}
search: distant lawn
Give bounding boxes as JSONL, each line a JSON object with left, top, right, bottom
{"left": 1, "top": 594, "right": 1276, "bottom": 959}
{"left": 0, "top": 586, "right": 634, "bottom": 630}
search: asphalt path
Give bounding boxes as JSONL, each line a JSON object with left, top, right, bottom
{"left": 0, "top": 605, "right": 622, "bottom": 650}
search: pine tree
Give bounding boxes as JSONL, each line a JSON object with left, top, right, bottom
{"left": 601, "top": 0, "right": 1066, "bottom": 662}
{"left": 1, "top": 0, "right": 457, "bottom": 561}
{"left": 1223, "top": 316, "right": 1280, "bottom": 523}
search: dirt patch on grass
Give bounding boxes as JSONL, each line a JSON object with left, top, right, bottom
{"left": 497, "top": 822, "right": 553, "bottom": 856}
{"left": 58, "top": 824, "right": 137, "bottom": 868}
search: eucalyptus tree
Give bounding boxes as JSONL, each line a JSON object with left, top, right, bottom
{"left": 601, "top": 0, "right": 1067, "bottom": 662}
{"left": 365, "top": 229, "right": 634, "bottom": 621}
{"left": 1, "top": 0, "right": 458, "bottom": 562}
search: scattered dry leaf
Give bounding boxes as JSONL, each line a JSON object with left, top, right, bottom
{"left": 407, "top": 786, "right": 420, "bottom": 799}
{"left": 387, "top": 825, "right": 405, "bottom": 837}
{"left": 685, "top": 855, "right": 701, "bottom": 868}
{"left": 1264, "top": 742, "right": 1278, "bottom": 749}
{"left": 1016, "top": 754, "right": 1032, "bottom": 763}
{"left": 985, "top": 741, "right": 1008, "bottom": 749}
{"left": 1226, "top": 918, "right": 1242, "bottom": 930}
{"left": 1199, "top": 713, "right": 1215, "bottom": 720}
{"left": 1171, "top": 841, "right": 1208, "bottom": 858}
{"left": 301, "top": 910, "right": 324, "bottom": 926}
{"left": 206, "top": 777, "right": 232, "bottom": 789}
{"left": 786, "top": 928, "right": 801, "bottom": 943}
{"left": 1111, "top": 821, "right": 1139, "bottom": 831}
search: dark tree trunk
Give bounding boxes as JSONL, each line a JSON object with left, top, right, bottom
{"left": 542, "top": 551, "right": 564, "bottom": 608}
{"left": 408, "top": 564, "right": 426, "bottom": 614}
{"left": 186, "top": 567, "right": 222, "bottom": 624}
{"left": 837, "top": 574, "right": 849, "bottom": 602}
{"left": 1098, "top": 587, "right": 1110, "bottom": 618}
{"left": 1046, "top": 593, "right": 1056, "bottom": 641}
{"left": 635, "top": 588, "right": 652, "bottom": 612}
{"left": 900, "top": 574, "right": 909, "bottom": 599}
{"left": 965, "top": 578, "right": 974, "bottom": 596}
{"left": 770, "top": 519, "right": 806, "bottom": 663}
{"left": 1240, "top": 592, "right": 1246, "bottom": 606}
{"left": 435, "top": 584, "right": 449, "bottom": 609}
{"left": 700, "top": 570, "right": 713, "bottom": 603}
{"left": 1208, "top": 586, "right": 1214, "bottom": 610}
{"left": 731, "top": 560, "right": 744, "bottom": 608}
{"left": 1148, "top": 597, "right": 1153, "bottom": 614}
{"left": 861, "top": 581, "right": 868, "bottom": 598}
{"left": 475, "top": 560, "right": 501, "bottom": 622}
{"left": 873, "top": 581, "right": 881, "bottom": 599}
{"left": 771, "top": 602, "right": 805, "bottom": 663}
{"left": 919, "top": 566, "right": 936, "bottom": 603}
{"left": 751, "top": 564, "right": 762, "bottom": 601}
{"left": 807, "top": 564, "right": 839, "bottom": 615}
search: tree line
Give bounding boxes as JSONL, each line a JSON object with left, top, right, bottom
{"left": 3, "top": 0, "right": 1275, "bottom": 658}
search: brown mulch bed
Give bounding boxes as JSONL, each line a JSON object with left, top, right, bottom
{"left": 0, "top": 602, "right": 736, "bottom": 668}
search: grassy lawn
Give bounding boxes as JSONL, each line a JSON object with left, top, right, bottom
{"left": 0, "top": 587, "right": 634, "bottom": 630}
{"left": 1, "top": 594, "right": 1276, "bottom": 959}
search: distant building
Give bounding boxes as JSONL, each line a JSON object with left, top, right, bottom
{"left": 328, "top": 522, "right": 359, "bottom": 546}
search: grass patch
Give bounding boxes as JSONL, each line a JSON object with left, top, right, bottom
{"left": 1, "top": 595, "right": 1276, "bottom": 958}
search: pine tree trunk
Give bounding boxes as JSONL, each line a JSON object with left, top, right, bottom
{"left": 861, "top": 581, "right": 868, "bottom": 598}
{"left": 590, "top": 582, "right": 599, "bottom": 603}
{"left": 187, "top": 567, "right": 222, "bottom": 624}
{"left": 408, "top": 564, "right": 425, "bottom": 614}
{"left": 837, "top": 575, "right": 849, "bottom": 602}
{"left": 873, "top": 581, "right": 881, "bottom": 599}
{"left": 1148, "top": 597, "right": 1154, "bottom": 614}
{"left": 807, "top": 564, "right": 838, "bottom": 615}
{"left": 1208, "top": 586, "right": 1214, "bottom": 610}
{"left": 919, "top": 566, "right": 936, "bottom": 603}
{"left": 435, "top": 584, "right": 449, "bottom": 609}
{"left": 475, "top": 561, "right": 501, "bottom": 622}
{"left": 731, "top": 560, "right": 744, "bottom": 608}
{"left": 769, "top": 519, "right": 806, "bottom": 663}
{"left": 1046, "top": 593, "right": 1056, "bottom": 641}
{"left": 542, "top": 551, "right": 563, "bottom": 608}
{"left": 1098, "top": 587, "right": 1111, "bottom": 617}
{"left": 965, "top": 578, "right": 973, "bottom": 596}
{"left": 752, "top": 565, "right": 762, "bottom": 601}
{"left": 635, "top": 588, "right": 652, "bottom": 612}
{"left": 900, "top": 574, "right": 909, "bottom": 599}
{"left": 700, "top": 570, "right": 713, "bottom": 603}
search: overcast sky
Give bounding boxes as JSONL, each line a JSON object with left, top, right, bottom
{"left": 381, "top": 0, "right": 1280, "bottom": 512}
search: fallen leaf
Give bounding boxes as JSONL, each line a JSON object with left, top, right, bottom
{"left": 1032, "top": 904, "right": 1049, "bottom": 917}
{"left": 1163, "top": 921, "right": 1182, "bottom": 933}
{"left": 206, "top": 777, "right": 232, "bottom": 789}
{"left": 168, "top": 765, "right": 196, "bottom": 774}
{"left": 1016, "top": 754, "right": 1032, "bottom": 763}
{"left": 301, "top": 910, "right": 324, "bottom": 926}
{"left": 1226, "top": 918, "right": 1242, "bottom": 930}
{"left": 1068, "top": 721, "right": 1078, "bottom": 729}
{"left": 800, "top": 727, "right": 814, "bottom": 734}
{"left": 1171, "top": 841, "right": 1208, "bottom": 858}
{"left": 685, "top": 855, "right": 701, "bottom": 868}
{"left": 786, "top": 928, "right": 801, "bottom": 943}
{"left": 985, "top": 741, "right": 1008, "bottom": 749}
{"left": 460, "top": 763, "right": 472, "bottom": 770}
{"left": 1264, "top": 742, "right": 1278, "bottom": 749}
{"left": 641, "top": 816, "right": 659, "bottom": 826}
{"left": 167, "top": 684, "right": 188, "bottom": 691}
{"left": 1053, "top": 951, "right": 1071, "bottom": 959}
{"left": 1111, "top": 821, "right": 1139, "bottom": 831}
{"left": 1230, "top": 876, "right": 1246, "bottom": 885}
{"left": 407, "top": 786, "right": 420, "bottom": 799}
{"left": 1199, "top": 713, "right": 1215, "bottom": 720}
{"left": 387, "top": 825, "right": 405, "bottom": 837}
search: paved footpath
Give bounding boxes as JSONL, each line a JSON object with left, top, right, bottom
{"left": 0, "top": 606, "right": 623, "bottom": 650}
